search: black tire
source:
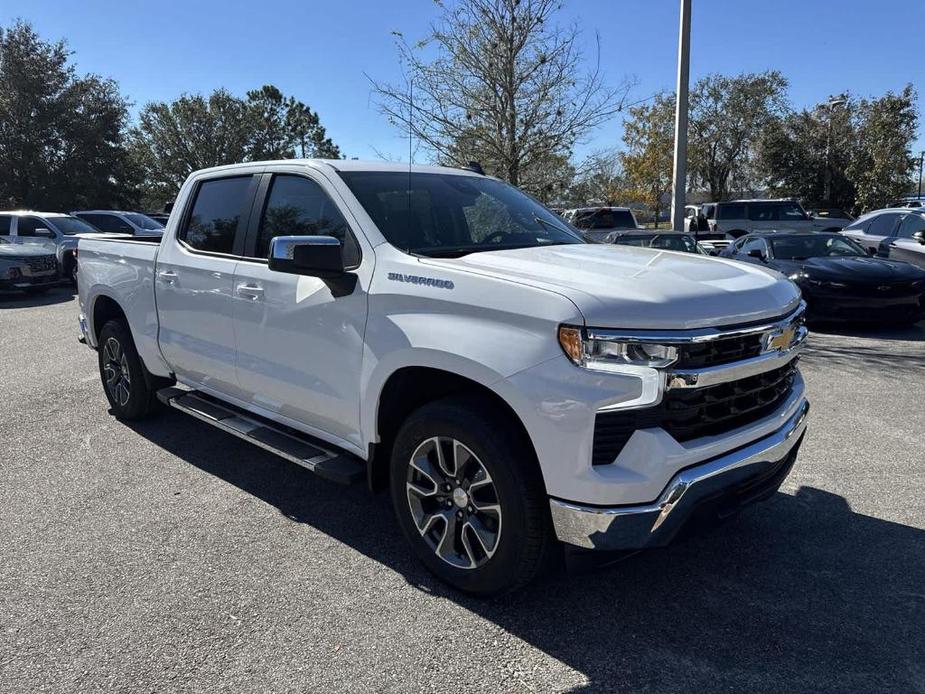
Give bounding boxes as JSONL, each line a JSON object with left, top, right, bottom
{"left": 389, "top": 395, "right": 552, "bottom": 595}
{"left": 97, "top": 319, "right": 160, "bottom": 420}
{"left": 63, "top": 255, "right": 77, "bottom": 286}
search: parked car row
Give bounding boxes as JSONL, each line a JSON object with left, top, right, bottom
{"left": 720, "top": 231, "right": 925, "bottom": 324}
{"left": 0, "top": 209, "right": 165, "bottom": 291}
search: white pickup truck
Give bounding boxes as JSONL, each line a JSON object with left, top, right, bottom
{"left": 77, "top": 160, "right": 810, "bottom": 594}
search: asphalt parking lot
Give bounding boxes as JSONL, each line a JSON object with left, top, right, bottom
{"left": 1, "top": 287, "right": 923, "bottom": 694}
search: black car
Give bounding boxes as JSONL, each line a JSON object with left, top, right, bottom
{"left": 603, "top": 230, "right": 706, "bottom": 254}
{"left": 721, "top": 232, "right": 925, "bottom": 324}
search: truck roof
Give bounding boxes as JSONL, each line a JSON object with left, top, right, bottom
{"left": 189, "top": 159, "right": 484, "bottom": 178}
{"left": 0, "top": 210, "right": 71, "bottom": 217}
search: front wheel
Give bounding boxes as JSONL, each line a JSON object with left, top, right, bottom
{"left": 390, "top": 396, "right": 553, "bottom": 595}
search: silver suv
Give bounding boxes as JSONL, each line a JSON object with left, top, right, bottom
{"left": 710, "top": 199, "right": 847, "bottom": 239}
{"left": 0, "top": 211, "right": 120, "bottom": 284}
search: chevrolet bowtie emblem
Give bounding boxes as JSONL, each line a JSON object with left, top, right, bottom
{"left": 765, "top": 326, "right": 795, "bottom": 352}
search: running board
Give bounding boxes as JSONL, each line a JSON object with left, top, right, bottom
{"left": 156, "top": 387, "right": 365, "bottom": 485}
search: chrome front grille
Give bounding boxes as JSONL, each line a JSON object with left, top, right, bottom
{"left": 590, "top": 303, "right": 806, "bottom": 466}
{"left": 22, "top": 255, "right": 57, "bottom": 273}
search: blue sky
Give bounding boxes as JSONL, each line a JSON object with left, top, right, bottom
{"left": 3, "top": 0, "right": 923, "bottom": 160}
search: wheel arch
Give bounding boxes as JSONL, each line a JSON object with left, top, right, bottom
{"left": 367, "top": 365, "right": 540, "bottom": 493}
{"left": 90, "top": 293, "right": 129, "bottom": 344}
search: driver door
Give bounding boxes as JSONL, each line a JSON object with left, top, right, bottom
{"left": 231, "top": 170, "right": 371, "bottom": 450}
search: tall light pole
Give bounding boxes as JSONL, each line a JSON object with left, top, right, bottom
{"left": 918, "top": 151, "right": 924, "bottom": 198}
{"left": 822, "top": 96, "right": 847, "bottom": 207}
{"left": 670, "top": 0, "right": 692, "bottom": 231}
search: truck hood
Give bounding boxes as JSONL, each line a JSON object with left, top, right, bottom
{"left": 432, "top": 244, "right": 801, "bottom": 329}
{"left": 0, "top": 240, "right": 57, "bottom": 256}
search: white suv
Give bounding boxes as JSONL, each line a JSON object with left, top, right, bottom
{"left": 711, "top": 199, "right": 847, "bottom": 239}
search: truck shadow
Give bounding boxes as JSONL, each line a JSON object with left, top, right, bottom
{"left": 127, "top": 415, "right": 924, "bottom": 693}
{"left": 0, "top": 285, "right": 75, "bottom": 308}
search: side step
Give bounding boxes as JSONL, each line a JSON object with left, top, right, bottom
{"left": 156, "top": 387, "right": 365, "bottom": 485}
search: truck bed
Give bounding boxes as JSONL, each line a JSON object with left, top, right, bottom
{"left": 77, "top": 236, "right": 169, "bottom": 376}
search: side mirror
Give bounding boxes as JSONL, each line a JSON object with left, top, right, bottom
{"left": 746, "top": 249, "right": 767, "bottom": 261}
{"left": 269, "top": 236, "right": 344, "bottom": 278}
{"left": 34, "top": 227, "right": 54, "bottom": 238}
{"left": 867, "top": 247, "right": 877, "bottom": 256}
{"left": 913, "top": 231, "right": 925, "bottom": 245}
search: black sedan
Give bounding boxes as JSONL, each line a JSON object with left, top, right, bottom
{"left": 721, "top": 232, "right": 925, "bottom": 324}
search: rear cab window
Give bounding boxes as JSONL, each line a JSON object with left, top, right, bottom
{"left": 179, "top": 176, "right": 255, "bottom": 255}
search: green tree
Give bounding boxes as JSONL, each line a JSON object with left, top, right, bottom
{"left": 0, "top": 20, "right": 137, "bottom": 209}
{"left": 689, "top": 71, "right": 789, "bottom": 200}
{"left": 756, "top": 87, "right": 918, "bottom": 214}
{"left": 372, "top": 0, "right": 633, "bottom": 187}
{"left": 129, "top": 90, "right": 253, "bottom": 208}
{"left": 132, "top": 86, "right": 342, "bottom": 209}
{"left": 285, "top": 99, "right": 341, "bottom": 159}
{"left": 620, "top": 92, "right": 675, "bottom": 227}
{"left": 246, "top": 85, "right": 294, "bottom": 160}
{"left": 848, "top": 85, "right": 918, "bottom": 212}
{"left": 571, "top": 149, "right": 626, "bottom": 206}
{"left": 757, "top": 98, "right": 854, "bottom": 210}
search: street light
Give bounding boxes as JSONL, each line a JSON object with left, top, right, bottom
{"left": 670, "top": 0, "right": 691, "bottom": 232}
{"left": 822, "top": 96, "right": 847, "bottom": 207}
{"left": 918, "top": 151, "right": 925, "bottom": 198}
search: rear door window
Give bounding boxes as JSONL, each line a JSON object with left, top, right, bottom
{"left": 717, "top": 203, "right": 746, "bottom": 220}
{"left": 748, "top": 203, "right": 778, "bottom": 221}
{"left": 180, "top": 176, "right": 254, "bottom": 254}
{"left": 867, "top": 213, "right": 901, "bottom": 237}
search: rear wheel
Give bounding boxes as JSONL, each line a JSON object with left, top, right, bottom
{"left": 390, "top": 396, "right": 552, "bottom": 595}
{"left": 97, "top": 320, "right": 160, "bottom": 420}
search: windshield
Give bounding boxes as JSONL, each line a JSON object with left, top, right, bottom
{"left": 614, "top": 234, "right": 700, "bottom": 253}
{"left": 338, "top": 171, "right": 584, "bottom": 257}
{"left": 573, "top": 209, "right": 636, "bottom": 230}
{"left": 770, "top": 234, "right": 866, "bottom": 260}
{"left": 124, "top": 213, "right": 165, "bottom": 230}
{"left": 54, "top": 216, "right": 105, "bottom": 235}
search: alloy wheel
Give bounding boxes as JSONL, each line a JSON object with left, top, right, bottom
{"left": 406, "top": 437, "right": 502, "bottom": 569}
{"left": 102, "top": 337, "right": 131, "bottom": 407}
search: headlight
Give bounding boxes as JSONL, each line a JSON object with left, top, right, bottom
{"left": 788, "top": 272, "right": 807, "bottom": 281}
{"left": 806, "top": 278, "right": 848, "bottom": 289}
{"left": 558, "top": 325, "right": 679, "bottom": 370}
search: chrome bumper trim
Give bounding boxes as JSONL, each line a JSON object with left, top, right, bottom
{"left": 665, "top": 325, "right": 807, "bottom": 389}
{"left": 550, "top": 399, "right": 810, "bottom": 550}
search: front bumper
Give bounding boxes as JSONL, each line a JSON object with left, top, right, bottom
{"left": 0, "top": 275, "right": 59, "bottom": 290}
{"left": 550, "top": 399, "right": 809, "bottom": 550}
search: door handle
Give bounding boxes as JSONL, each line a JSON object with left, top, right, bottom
{"left": 157, "top": 270, "right": 177, "bottom": 284}
{"left": 236, "top": 283, "right": 265, "bottom": 300}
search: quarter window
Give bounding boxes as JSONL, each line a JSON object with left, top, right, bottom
{"left": 255, "top": 175, "right": 358, "bottom": 264}
{"left": 867, "top": 213, "right": 901, "bottom": 237}
{"left": 180, "top": 176, "right": 253, "bottom": 254}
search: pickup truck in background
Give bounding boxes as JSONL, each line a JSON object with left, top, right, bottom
{"left": 77, "top": 160, "right": 810, "bottom": 595}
